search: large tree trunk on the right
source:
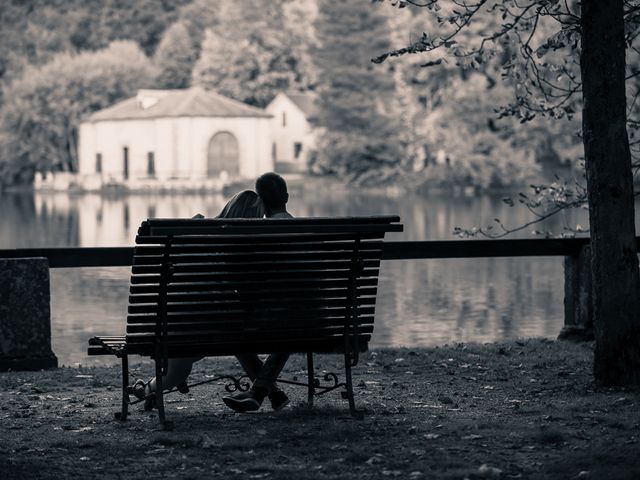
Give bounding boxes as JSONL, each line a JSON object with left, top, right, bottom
{"left": 581, "top": 0, "right": 640, "bottom": 385}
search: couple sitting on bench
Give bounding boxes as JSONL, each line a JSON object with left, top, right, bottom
{"left": 132, "top": 172, "right": 293, "bottom": 413}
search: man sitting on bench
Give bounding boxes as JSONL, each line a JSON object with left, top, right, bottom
{"left": 223, "top": 172, "right": 294, "bottom": 413}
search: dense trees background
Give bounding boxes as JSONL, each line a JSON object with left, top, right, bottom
{"left": 0, "top": 42, "right": 156, "bottom": 183}
{"left": 312, "top": 0, "right": 404, "bottom": 184}
{"left": 0, "top": 0, "right": 590, "bottom": 188}
{"left": 191, "top": 0, "right": 316, "bottom": 107}
{"left": 153, "top": 22, "right": 197, "bottom": 89}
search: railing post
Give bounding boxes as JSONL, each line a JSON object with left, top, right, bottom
{"left": 559, "top": 245, "right": 594, "bottom": 341}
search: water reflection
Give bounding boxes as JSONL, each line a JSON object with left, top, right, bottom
{"left": 0, "top": 186, "right": 618, "bottom": 366}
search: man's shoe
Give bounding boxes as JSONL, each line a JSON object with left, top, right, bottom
{"left": 222, "top": 387, "right": 267, "bottom": 413}
{"left": 268, "top": 389, "right": 289, "bottom": 411}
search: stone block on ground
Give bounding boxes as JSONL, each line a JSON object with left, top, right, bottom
{"left": 0, "top": 257, "right": 58, "bottom": 371}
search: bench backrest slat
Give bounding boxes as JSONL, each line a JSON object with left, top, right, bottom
{"left": 143, "top": 216, "right": 400, "bottom": 227}
{"left": 134, "top": 231, "right": 391, "bottom": 245}
{"left": 130, "top": 277, "right": 379, "bottom": 295}
{"left": 128, "top": 286, "right": 379, "bottom": 304}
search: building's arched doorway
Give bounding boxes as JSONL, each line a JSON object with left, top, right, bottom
{"left": 207, "top": 132, "right": 239, "bottom": 177}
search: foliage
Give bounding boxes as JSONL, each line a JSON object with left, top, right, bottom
{"left": 191, "top": 0, "right": 316, "bottom": 107}
{"left": 452, "top": 179, "right": 589, "bottom": 238}
{"left": 373, "top": 0, "right": 640, "bottom": 234}
{"left": 373, "top": 0, "right": 584, "bottom": 122}
{"left": 373, "top": 0, "right": 639, "bottom": 159}
{"left": 312, "top": 0, "right": 404, "bottom": 184}
{"left": 415, "top": 73, "right": 542, "bottom": 190}
{"left": 0, "top": 0, "right": 191, "bottom": 104}
{"left": 154, "top": 22, "right": 198, "bottom": 89}
{"left": 0, "top": 41, "right": 156, "bottom": 184}
{"left": 175, "top": 0, "right": 225, "bottom": 50}
{"left": 373, "top": 1, "right": 582, "bottom": 191}
{"left": 77, "top": 0, "right": 192, "bottom": 56}
{"left": 0, "top": 0, "right": 598, "bottom": 191}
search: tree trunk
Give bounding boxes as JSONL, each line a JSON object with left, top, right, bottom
{"left": 581, "top": 0, "right": 640, "bottom": 385}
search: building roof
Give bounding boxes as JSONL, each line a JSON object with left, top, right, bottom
{"left": 86, "top": 87, "right": 272, "bottom": 122}
{"left": 282, "top": 92, "right": 317, "bottom": 118}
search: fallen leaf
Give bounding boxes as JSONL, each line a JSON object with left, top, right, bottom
{"left": 478, "top": 464, "right": 502, "bottom": 479}
{"left": 201, "top": 434, "right": 215, "bottom": 449}
{"left": 382, "top": 470, "right": 402, "bottom": 476}
{"left": 365, "top": 454, "right": 384, "bottom": 465}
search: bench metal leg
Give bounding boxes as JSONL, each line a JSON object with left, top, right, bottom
{"left": 306, "top": 352, "right": 315, "bottom": 409}
{"left": 154, "top": 359, "right": 173, "bottom": 430}
{"left": 344, "top": 352, "right": 363, "bottom": 419}
{"left": 115, "top": 354, "right": 129, "bottom": 421}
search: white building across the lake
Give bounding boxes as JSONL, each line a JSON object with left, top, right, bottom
{"left": 70, "top": 87, "right": 280, "bottom": 191}
{"left": 266, "top": 92, "right": 316, "bottom": 173}
{"left": 36, "top": 88, "right": 318, "bottom": 192}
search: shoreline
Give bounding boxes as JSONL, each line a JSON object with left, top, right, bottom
{"left": 1, "top": 339, "right": 639, "bottom": 479}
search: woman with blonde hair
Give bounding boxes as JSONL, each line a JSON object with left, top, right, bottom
{"left": 131, "top": 190, "right": 266, "bottom": 406}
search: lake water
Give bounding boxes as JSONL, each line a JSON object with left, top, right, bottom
{"left": 0, "top": 180, "right": 618, "bottom": 366}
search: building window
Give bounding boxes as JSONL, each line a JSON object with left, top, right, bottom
{"left": 95, "top": 153, "right": 102, "bottom": 173}
{"left": 282, "top": 112, "right": 286, "bottom": 127}
{"left": 147, "top": 206, "right": 156, "bottom": 219}
{"left": 272, "top": 142, "right": 277, "bottom": 162}
{"left": 294, "top": 142, "right": 303, "bottom": 160}
{"left": 147, "top": 152, "right": 155, "bottom": 177}
{"left": 123, "top": 147, "right": 129, "bottom": 180}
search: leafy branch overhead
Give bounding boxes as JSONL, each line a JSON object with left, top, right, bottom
{"left": 374, "top": 0, "right": 640, "bottom": 127}
{"left": 373, "top": 0, "right": 640, "bottom": 237}
{"left": 453, "top": 179, "right": 589, "bottom": 238}
{"left": 373, "top": 0, "right": 587, "bottom": 123}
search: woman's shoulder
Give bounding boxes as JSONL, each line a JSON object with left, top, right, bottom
{"left": 270, "top": 211, "right": 293, "bottom": 219}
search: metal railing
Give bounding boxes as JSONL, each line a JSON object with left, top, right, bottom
{"left": 2, "top": 237, "right": 632, "bottom": 338}
{"left": 0, "top": 237, "right": 605, "bottom": 267}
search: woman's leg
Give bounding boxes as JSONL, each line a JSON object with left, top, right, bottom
{"left": 147, "top": 357, "right": 200, "bottom": 393}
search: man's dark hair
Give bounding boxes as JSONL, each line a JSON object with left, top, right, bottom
{"left": 255, "top": 172, "right": 288, "bottom": 212}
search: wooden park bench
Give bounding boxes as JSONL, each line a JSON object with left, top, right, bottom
{"left": 88, "top": 216, "right": 402, "bottom": 427}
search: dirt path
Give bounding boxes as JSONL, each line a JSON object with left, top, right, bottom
{"left": 1, "top": 339, "right": 639, "bottom": 479}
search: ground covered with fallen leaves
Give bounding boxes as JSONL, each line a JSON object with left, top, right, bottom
{"left": 1, "top": 339, "right": 639, "bottom": 479}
